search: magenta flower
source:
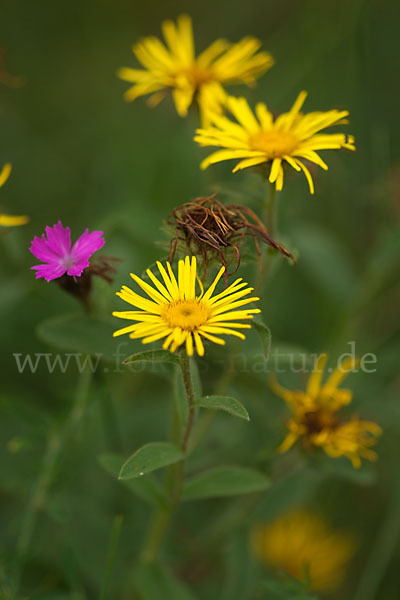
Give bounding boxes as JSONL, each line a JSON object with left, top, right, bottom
{"left": 30, "top": 221, "right": 105, "bottom": 282}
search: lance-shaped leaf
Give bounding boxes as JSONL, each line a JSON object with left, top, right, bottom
{"left": 37, "top": 313, "right": 116, "bottom": 361}
{"left": 253, "top": 318, "right": 272, "bottom": 361}
{"left": 182, "top": 466, "right": 269, "bottom": 500}
{"left": 98, "top": 453, "right": 168, "bottom": 508}
{"left": 119, "top": 442, "right": 185, "bottom": 480}
{"left": 196, "top": 395, "right": 249, "bottom": 421}
{"left": 123, "top": 349, "right": 180, "bottom": 365}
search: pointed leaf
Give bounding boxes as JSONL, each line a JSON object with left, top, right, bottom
{"left": 196, "top": 395, "right": 249, "bottom": 421}
{"left": 253, "top": 318, "right": 271, "bottom": 361}
{"left": 123, "top": 350, "right": 180, "bottom": 365}
{"left": 36, "top": 313, "right": 116, "bottom": 361}
{"left": 119, "top": 442, "right": 185, "bottom": 480}
{"left": 182, "top": 466, "right": 269, "bottom": 500}
{"left": 98, "top": 453, "right": 167, "bottom": 507}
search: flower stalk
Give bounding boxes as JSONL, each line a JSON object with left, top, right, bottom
{"left": 140, "top": 349, "right": 196, "bottom": 564}
{"left": 256, "top": 181, "right": 279, "bottom": 292}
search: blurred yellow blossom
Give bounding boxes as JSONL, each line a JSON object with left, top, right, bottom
{"left": 270, "top": 353, "right": 381, "bottom": 468}
{"left": 251, "top": 509, "right": 356, "bottom": 592}
{"left": 117, "top": 14, "right": 273, "bottom": 126}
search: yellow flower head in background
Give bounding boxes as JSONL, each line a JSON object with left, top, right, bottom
{"left": 113, "top": 256, "right": 260, "bottom": 356}
{"left": 251, "top": 509, "right": 356, "bottom": 592}
{"left": 270, "top": 354, "right": 381, "bottom": 468}
{"left": 117, "top": 14, "right": 273, "bottom": 126}
{"left": 0, "top": 163, "right": 29, "bottom": 227}
{"left": 194, "top": 92, "right": 355, "bottom": 193}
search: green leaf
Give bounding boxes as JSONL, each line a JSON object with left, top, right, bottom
{"left": 196, "top": 395, "right": 249, "bottom": 421}
{"left": 123, "top": 349, "right": 180, "bottom": 365}
{"left": 182, "top": 466, "right": 269, "bottom": 500}
{"left": 290, "top": 224, "right": 356, "bottom": 304}
{"left": 222, "top": 530, "right": 257, "bottom": 600}
{"left": 253, "top": 464, "right": 319, "bottom": 521}
{"left": 118, "top": 442, "right": 185, "bottom": 480}
{"left": 261, "top": 575, "right": 320, "bottom": 600}
{"left": 134, "top": 563, "right": 196, "bottom": 600}
{"left": 253, "top": 318, "right": 272, "bottom": 361}
{"left": 98, "top": 453, "right": 167, "bottom": 508}
{"left": 36, "top": 313, "right": 117, "bottom": 361}
{"left": 312, "top": 454, "right": 377, "bottom": 486}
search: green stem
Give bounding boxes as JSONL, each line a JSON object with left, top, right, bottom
{"left": 188, "top": 355, "right": 234, "bottom": 453}
{"left": 179, "top": 351, "right": 196, "bottom": 452}
{"left": 139, "top": 351, "right": 195, "bottom": 564}
{"left": 256, "top": 182, "right": 278, "bottom": 292}
{"left": 99, "top": 514, "right": 124, "bottom": 600}
{"left": 263, "top": 181, "right": 277, "bottom": 236}
{"left": 191, "top": 182, "right": 279, "bottom": 452}
{"left": 12, "top": 367, "right": 92, "bottom": 593}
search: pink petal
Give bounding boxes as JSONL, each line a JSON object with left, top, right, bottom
{"left": 67, "top": 259, "right": 89, "bottom": 277}
{"left": 31, "top": 262, "right": 67, "bottom": 282}
{"left": 30, "top": 234, "right": 63, "bottom": 262}
{"left": 70, "top": 229, "right": 105, "bottom": 263}
{"left": 44, "top": 221, "right": 71, "bottom": 256}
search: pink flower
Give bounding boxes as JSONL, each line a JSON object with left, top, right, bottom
{"left": 30, "top": 221, "right": 105, "bottom": 282}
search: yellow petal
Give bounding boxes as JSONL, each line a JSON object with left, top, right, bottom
{"left": 0, "top": 163, "right": 12, "bottom": 188}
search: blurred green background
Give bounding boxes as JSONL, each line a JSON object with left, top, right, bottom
{"left": 1, "top": 0, "right": 400, "bottom": 598}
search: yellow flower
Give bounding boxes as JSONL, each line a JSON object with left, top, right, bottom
{"left": 117, "top": 14, "right": 273, "bottom": 126}
{"left": 194, "top": 92, "right": 355, "bottom": 193}
{"left": 270, "top": 354, "right": 382, "bottom": 468}
{"left": 251, "top": 509, "right": 356, "bottom": 592}
{"left": 0, "top": 163, "right": 29, "bottom": 227}
{"left": 113, "top": 256, "right": 260, "bottom": 356}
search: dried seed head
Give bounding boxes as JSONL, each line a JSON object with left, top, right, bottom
{"left": 167, "top": 195, "right": 293, "bottom": 281}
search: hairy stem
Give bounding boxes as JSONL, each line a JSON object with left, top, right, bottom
{"left": 190, "top": 182, "right": 279, "bottom": 453}
{"left": 140, "top": 351, "right": 196, "bottom": 564}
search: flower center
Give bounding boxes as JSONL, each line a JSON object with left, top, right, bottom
{"left": 303, "top": 409, "right": 339, "bottom": 434}
{"left": 162, "top": 300, "right": 209, "bottom": 330}
{"left": 250, "top": 130, "right": 298, "bottom": 158}
{"left": 62, "top": 254, "right": 75, "bottom": 269}
{"left": 182, "top": 64, "right": 215, "bottom": 88}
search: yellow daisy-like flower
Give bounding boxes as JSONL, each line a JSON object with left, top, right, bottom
{"left": 113, "top": 256, "right": 260, "bottom": 356}
{"left": 117, "top": 14, "right": 273, "bottom": 126}
{"left": 194, "top": 92, "right": 355, "bottom": 193}
{"left": 0, "top": 163, "right": 29, "bottom": 227}
{"left": 251, "top": 509, "right": 356, "bottom": 592}
{"left": 270, "top": 353, "right": 382, "bottom": 468}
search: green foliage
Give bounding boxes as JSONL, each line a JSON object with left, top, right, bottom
{"left": 182, "top": 466, "right": 270, "bottom": 500}
{"left": 260, "top": 575, "right": 320, "bottom": 600}
{"left": 1, "top": 1, "right": 399, "bottom": 599}
{"left": 36, "top": 313, "right": 116, "bottom": 360}
{"left": 290, "top": 224, "right": 356, "bottom": 304}
{"left": 98, "top": 453, "right": 168, "bottom": 508}
{"left": 118, "top": 442, "right": 185, "bottom": 480}
{"left": 253, "top": 318, "right": 272, "bottom": 361}
{"left": 123, "top": 349, "right": 181, "bottom": 366}
{"left": 195, "top": 395, "right": 250, "bottom": 420}
{"left": 133, "top": 563, "right": 196, "bottom": 600}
